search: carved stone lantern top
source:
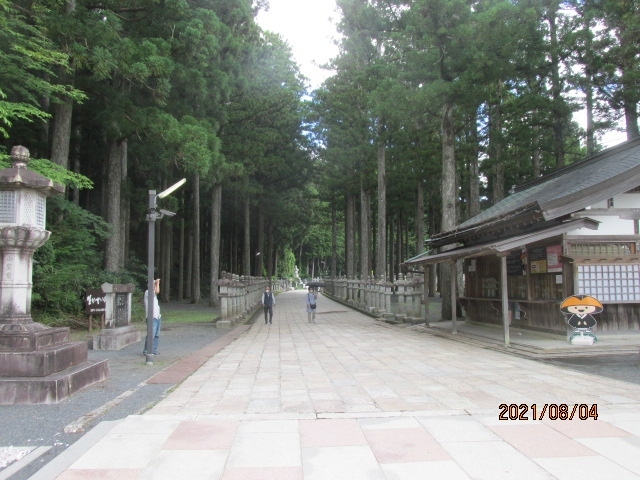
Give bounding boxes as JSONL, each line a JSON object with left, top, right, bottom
{"left": 0, "top": 146, "right": 65, "bottom": 195}
{"left": 0, "top": 146, "right": 64, "bottom": 229}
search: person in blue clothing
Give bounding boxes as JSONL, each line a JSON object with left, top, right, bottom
{"left": 306, "top": 286, "right": 317, "bottom": 323}
{"left": 262, "top": 285, "right": 275, "bottom": 324}
{"left": 143, "top": 278, "right": 161, "bottom": 355}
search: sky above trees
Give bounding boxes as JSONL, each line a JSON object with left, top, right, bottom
{"left": 256, "top": 0, "right": 340, "bottom": 89}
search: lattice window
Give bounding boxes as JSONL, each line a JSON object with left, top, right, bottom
{"left": 0, "top": 191, "right": 16, "bottom": 223}
{"left": 570, "top": 243, "right": 635, "bottom": 255}
{"left": 577, "top": 264, "right": 640, "bottom": 302}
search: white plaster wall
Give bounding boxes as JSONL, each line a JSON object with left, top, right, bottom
{"left": 586, "top": 192, "right": 640, "bottom": 209}
{"left": 586, "top": 199, "right": 608, "bottom": 209}
{"left": 576, "top": 192, "right": 640, "bottom": 236}
{"left": 576, "top": 216, "right": 636, "bottom": 235}
{"left": 614, "top": 193, "right": 640, "bottom": 208}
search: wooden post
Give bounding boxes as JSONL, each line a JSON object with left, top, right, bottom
{"left": 451, "top": 260, "right": 457, "bottom": 334}
{"left": 500, "top": 254, "right": 510, "bottom": 347}
{"left": 424, "top": 265, "right": 430, "bottom": 326}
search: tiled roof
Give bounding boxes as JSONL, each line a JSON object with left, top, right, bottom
{"left": 456, "top": 137, "right": 640, "bottom": 232}
{"left": 406, "top": 137, "right": 640, "bottom": 264}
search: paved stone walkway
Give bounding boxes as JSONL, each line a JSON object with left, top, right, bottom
{"left": 34, "top": 290, "right": 640, "bottom": 479}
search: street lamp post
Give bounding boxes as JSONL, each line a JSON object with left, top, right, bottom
{"left": 145, "top": 178, "right": 186, "bottom": 365}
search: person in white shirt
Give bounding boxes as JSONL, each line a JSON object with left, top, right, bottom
{"left": 143, "top": 278, "right": 161, "bottom": 355}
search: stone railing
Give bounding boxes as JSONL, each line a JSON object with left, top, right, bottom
{"left": 323, "top": 274, "right": 425, "bottom": 324}
{"left": 216, "top": 274, "right": 290, "bottom": 327}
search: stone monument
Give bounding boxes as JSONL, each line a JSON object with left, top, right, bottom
{"left": 294, "top": 265, "right": 302, "bottom": 288}
{"left": 0, "top": 146, "right": 109, "bottom": 404}
{"left": 92, "top": 282, "right": 140, "bottom": 350}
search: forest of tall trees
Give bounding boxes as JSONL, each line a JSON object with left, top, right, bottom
{"left": 0, "top": 0, "right": 637, "bottom": 320}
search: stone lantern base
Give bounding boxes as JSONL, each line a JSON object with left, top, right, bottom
{"left": 0, "top": 323, "right": 110, "bottom": 405}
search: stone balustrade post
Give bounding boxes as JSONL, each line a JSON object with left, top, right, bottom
{"left": 220, "top": 293, "right": 229, "bottom": 319}
{"left": 374, "top": 283, "right": 382, "bottom": 313}
{"left": 324, "top": 278, "right": 332, "bottom": 296}
{"left": 401, "top": 283, "right": 411, "bottom": 316}
{"left": 351, "top": 279, "right": 357, "bottom": 305}
{"left": 352, "top": 279, "right": 359, "bottom": 306}
{"left": 384, "top": 284, "right": 392, "bottom": 314}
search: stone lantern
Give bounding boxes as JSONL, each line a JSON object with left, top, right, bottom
{"left": 0, "top": 146, "right": 109, "bottom": 404}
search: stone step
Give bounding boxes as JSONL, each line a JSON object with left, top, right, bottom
{"left": 0, "top": 358, "right": 109, "bottom": 405}
{"left": 424, "top": 326, "right": 640, "bottom": 359}
{"left": 0, "top": 341, "right": 89, "bottom": 377}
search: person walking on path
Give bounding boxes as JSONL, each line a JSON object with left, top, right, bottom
{"left": 262, "top": 285, "right": 275, "bottom": 324}
{"left": 306, "top": 286, "right": 317, "bottom": 322}
{"left": 143, "top": 278, "right": 161, "bottom": 355}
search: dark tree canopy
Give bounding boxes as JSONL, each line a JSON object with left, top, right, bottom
{"left": 0, "top": 0, "right": 635, "bottom": 319}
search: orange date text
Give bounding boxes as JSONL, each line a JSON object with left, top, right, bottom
{"left": 498, "top": 403, "right": 598, "bottom": 421}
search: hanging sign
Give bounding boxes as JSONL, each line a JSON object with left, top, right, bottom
{"left": 529, "top": 246, "right": 547, "bottom": 274}
{"left": 85, "top": 289, "right": 106, "bottom": 314}
{"left": 546, "top": 245, "right": 562, "bottom": 273}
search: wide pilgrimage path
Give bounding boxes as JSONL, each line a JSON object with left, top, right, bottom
{"left": 34, "top": 289, "right": 640, "bottom": 479}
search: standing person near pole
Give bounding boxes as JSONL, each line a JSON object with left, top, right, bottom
{"left": 262, "top": 285, "right": 275, "bottom": 324}
{"left": 143, "top": 278, "right": 161, "bottom": 355}
{"left": 306, "top": 286, "right": 317, "bottom": 323}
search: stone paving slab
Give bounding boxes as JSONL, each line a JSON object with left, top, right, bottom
{"left": 38, "top": 290, "right": 640, "bottom": 479}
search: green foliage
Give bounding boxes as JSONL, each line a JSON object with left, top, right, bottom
{"left": 0, "top": 91, "right": 51, "bottom": 139}
{"left": 303, "top": 223, "right": 333, "bottom": 260}
{"left": 32, "top": 159, "right": 93, "bottom": 190}
{"left": 277, "top": 247, "right": 297, "bottom": 279}
{"left": 0, "top": 155, "right": 93, "bottom": 190}
{"left": 161, "top": 309, "right": 218, "bottom": 324}
{"left": 31, "top": 197, "right": 124, "bottom": 318}
{"left": 0, "top": 0, "right": 86, "bottom": 138}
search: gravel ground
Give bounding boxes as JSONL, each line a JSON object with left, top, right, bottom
{"left": 0, "top": 301, "right": 241, "bottom": 480}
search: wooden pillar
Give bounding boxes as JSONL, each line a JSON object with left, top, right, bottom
{"left": 451, "top": 260, "right": 457, "bottom": 334}
{"left": 500, "top": 254, "right": 510, "bottom": 347}
{"left": 424, "top": 265, "right": 430, "bottom": 326}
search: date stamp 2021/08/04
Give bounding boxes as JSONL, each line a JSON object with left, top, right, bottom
{"left": 498, "top": 404, "right": 598, "bottom": 421}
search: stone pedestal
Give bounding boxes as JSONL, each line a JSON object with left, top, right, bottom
{"left": 92, "top": 283, "right": 139, "bottom": 350}
{"left": 569, "top": 330, "right": 597, "bottom": 345}
{"left": 0, "top": 322, "right": 109, "bottom": 404}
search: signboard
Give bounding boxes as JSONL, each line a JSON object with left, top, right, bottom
{"left": 529, "top": 246, "right": 547, "bottom": 274}
{"left": 546, "top": 245, "right": 563, "bottom": 273}
{"left": 528, "top": 245, "right": 562, "bottom": 274}
{"left": 85, "top": 289, "right": 106, "bottom": 314}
